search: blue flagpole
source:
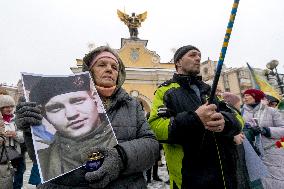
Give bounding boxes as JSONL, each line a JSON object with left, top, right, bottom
{"left": 208, "top": 0, "right": 240, "bottom": 103}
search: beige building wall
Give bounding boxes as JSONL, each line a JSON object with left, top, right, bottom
{"left": 123, "top": 83, "right": 156, "bottom": 112}
{"left": 118, "top": 39, "right": 173, "bottom": 69}
{"left": 227, "top": 71, "right": 241, "bottom": 94}
{"left": 0, "top": 84, "right": 20, "bottom": 102}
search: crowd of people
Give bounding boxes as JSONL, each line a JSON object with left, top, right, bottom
{"left": 0, "top": 45, "right": 284, "bottom": 189}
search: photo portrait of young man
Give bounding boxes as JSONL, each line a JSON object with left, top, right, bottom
{"left": 22, "top": 72, "right": 117, "bottom": 182}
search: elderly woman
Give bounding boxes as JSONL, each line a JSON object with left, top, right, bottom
{"left": 15, "top": 46, "right": 159, "bottom": 189}
{"left": 242, "top": 89, "right": 284, "bottom": 189}
{"left": 0, "top": 94, "right": 25, "bottom": 189}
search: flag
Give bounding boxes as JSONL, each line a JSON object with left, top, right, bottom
{"left": 246, "top": 63, "right": 282, "bottom": 100}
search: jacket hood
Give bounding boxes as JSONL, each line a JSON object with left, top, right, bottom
{"left": 82, "top": 46, "right": 126, "bottom": 89}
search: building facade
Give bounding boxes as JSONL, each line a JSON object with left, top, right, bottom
{"left": 71, "top": 38, "right": 175, "bottom": 113}
{"left": 0, "top": 83, "right": 20, "bottom": 101}
{"left": 71, "top": 38, "right": 280, "bottom": 111}
{"left": 200, "top": 59, "right": 259, "bottom": 98}
{"left": 4, "top": 38, "right": 277, "bottom": 108}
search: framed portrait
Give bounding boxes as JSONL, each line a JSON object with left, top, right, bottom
{"left": 21, "top": 72, "right": 117, "bottom": 183}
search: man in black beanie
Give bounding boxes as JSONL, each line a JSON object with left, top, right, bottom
{"left": 149, "top": 45, "right": 247, "bottom": 188}
{"left": 173, "top": 45, "right": 200, "bottom": 64}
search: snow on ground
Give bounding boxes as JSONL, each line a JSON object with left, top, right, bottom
{"left": 147, "top": 153, "right": 170, "bottom": 189}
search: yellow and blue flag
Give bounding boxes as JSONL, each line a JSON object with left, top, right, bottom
{"left": 247, "top": 63, "right": 282, "bottom": 100}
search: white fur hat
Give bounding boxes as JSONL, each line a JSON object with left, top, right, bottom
{"left": 0, "top": 95, "right": 16, "bottom": 108}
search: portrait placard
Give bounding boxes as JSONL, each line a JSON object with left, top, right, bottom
{"left": 21, "top": 72, "right": 118, "bottom": 183}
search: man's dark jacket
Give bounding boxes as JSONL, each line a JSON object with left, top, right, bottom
{"left": 149, "top": 73, "right": 248, "bottom": 189}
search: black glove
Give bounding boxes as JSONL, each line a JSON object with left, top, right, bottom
{"left": 81, "top": 147, "right": 124, "bottom": 188}
{"left": 157, "top": 107, "right": 176, "bottom": 118}
{"left": 251, "top": 126, "right": 262, "bottom": 136}
{"left": 251, "top": 126, "right": 271, "bottom": 138}
{"left": 15, "top": 97, "right": 43, "bottom": 130}
{"left": 48, "top": 167, "right": 88, "bottom": 187}
{"left": 261, "top": 127, "right": 271, "bottom": 138}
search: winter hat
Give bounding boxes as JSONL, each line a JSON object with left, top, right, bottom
{"left": 29, "top": 72, "right": 91, "bottom": 106}
{"left": 89, "top": 51, "right": 118, "bottom": 69}
{"left": 243, "top": 89, "right": 265, "bottom": 103}
{"left": 222, "top": 92, "right": 240, "bottom": 106}
{"left": 0, "top": 95, "right": 16, "bottom": 108}
{"left": 174, "top": 45, "right": 200, "bottom": 63}
{"left": 82, "top": 46, "right": 126, "bottom": 89}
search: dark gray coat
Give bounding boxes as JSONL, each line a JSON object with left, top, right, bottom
{"left": 102, "top": 88, "right": 159, "bottom": 188}
{"left": 27, "top": 87, "right": 159, "bottom": 189}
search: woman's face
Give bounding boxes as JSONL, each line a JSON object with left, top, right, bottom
{"left": 1, "top": 106, "right": 14, "bottom": 116}
{"left": 90, "top": 57, "right": 119, "bottom": 88}
{"left": 243, "top": 94, "right": 256, "bottom": 105}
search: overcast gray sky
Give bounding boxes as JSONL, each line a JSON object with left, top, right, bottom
{"left": 1, "top": 0, "right": 284, "bottom": 85}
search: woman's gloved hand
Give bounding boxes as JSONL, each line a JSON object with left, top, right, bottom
{"left": 15, "top": 97, "right": 42, "bottom": 130}
{"left": 81, "top": 146, "right": 124, "bottom": 188}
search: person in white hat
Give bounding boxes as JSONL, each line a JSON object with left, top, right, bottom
{"left": 0, "top": 94, "right": 24, "bottom": 189}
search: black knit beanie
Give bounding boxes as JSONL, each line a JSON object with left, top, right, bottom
{"left": 174, "top": 45, "right": 200, "bottom": 63}
{"left": 29, "top": 72, "right": 91, "bottom": 106}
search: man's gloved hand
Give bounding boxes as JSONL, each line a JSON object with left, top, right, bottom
{"left": 251, "top": 126, "right": 262, "bottom": 136}
{"left": 261, "top": 127, "right": 271, "bottom": 138}
{"left": 15, "top": 97, "right": 43, "bottom": 130}
{"left": 157, "top": 107, "right": 176, "bottom": 118}
{"left": 81, "top": 147, "right": 124, "bottom": 188}
{"left": 251, "top": 126, "right": 271, "bottom": 138}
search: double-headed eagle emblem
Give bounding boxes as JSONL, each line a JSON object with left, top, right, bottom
{"left": 117, "top": 9, "right": 147, "bottom": 39}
